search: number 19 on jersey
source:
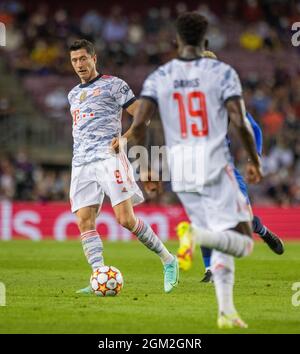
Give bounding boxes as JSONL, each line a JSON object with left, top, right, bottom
{"left": 173, "top": 91, "right": 209, "bottom": 139}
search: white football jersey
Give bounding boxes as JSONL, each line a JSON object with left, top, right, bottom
{"left": 68, "top": 74, "right": 136, "bottom": 166}
{"left": 140, "top": 57, "right": 242, "bottom": 192}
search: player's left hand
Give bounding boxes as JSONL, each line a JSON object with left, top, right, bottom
{"left": 141, "top": 169, "right": 163, "bottom": 198}
{"left": 246, "top": 162, "right": 263, "bottom": 184}
{"left": 143, "top": 180, "right": 163, "bottom": 197}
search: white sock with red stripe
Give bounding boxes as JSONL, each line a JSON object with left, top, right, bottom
{"left": 132, "top": 218, "right": 174, "bottom": 264}
{"left": 81, "top": 230, "right": 104, "bottom": 271}
{"left": 212, "top": 250, "right": 236, "bottom": 316}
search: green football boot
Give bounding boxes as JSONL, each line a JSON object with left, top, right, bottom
{"left": 163, "top": 256, "right": 179, "bottom": 293}
{"left": 76, "top": 285, "right": 93, "bottom": 295}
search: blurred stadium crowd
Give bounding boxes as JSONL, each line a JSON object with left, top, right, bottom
{"left": 0, "top": 0, "right": 300, "bottom": 205}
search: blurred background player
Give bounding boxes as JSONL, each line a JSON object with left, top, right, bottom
{"left": 68, "top": 39, "right": 178, "bottom": 294}
{"left": 119, "top": 12, "right": 262, "bottom": 328}
{"left": 176, "top": 50, "right": 285, "bottom": 281}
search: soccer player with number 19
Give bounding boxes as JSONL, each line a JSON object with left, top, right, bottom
{"left": 125, "top": 13, "right": 263, "bottom": 328}
{"left": 68, "top": 39, "right": 179, "bottom": 295}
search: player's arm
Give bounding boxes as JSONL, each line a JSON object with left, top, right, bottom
{"left": 111, "top": 99, "right": 140, "bottom": 152}
{"left": 130, "top": 98, "right": 157, "bottom": 145}
{"left": 124, "top": 98, "right": 156, "bottom": 143}
{"left": 130, "top": 97, "right": 161, "bottom": 195}
{"left": 246, "top": 112, "right": 263, "bottom": 156}
{"left": 110, "top": 78, "right": 140, "bottom": 152}
{"left": 125, "top": 99, "right": 139, "bottom": 117}
{"left": 112, "top": 97, "right": 160, "bottom": 195}
{"left": 226, "top": 97, "right": 263, "bottom": 183}
{"left": 111, "top": 99, "right": 154, "bottom": 152}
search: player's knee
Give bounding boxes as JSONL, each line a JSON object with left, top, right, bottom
{"left": 240, "top": 237, "right": 254, "bottom": 257}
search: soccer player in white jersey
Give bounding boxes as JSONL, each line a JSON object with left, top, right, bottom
{"left": 68, "top": 39, "right": 179, "bottom": 294}
{"left": 117, "top": 13, "right": 263, "bottom": 328}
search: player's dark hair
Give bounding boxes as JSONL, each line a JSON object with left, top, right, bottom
{"left": 176, "top": 12, "right": 208, "bottom": 46}
{"left": 204, "top": 38, "right": 209, "bottom": 50}
{"left": 69, "top": 39, "right": 96, "bottom": 56}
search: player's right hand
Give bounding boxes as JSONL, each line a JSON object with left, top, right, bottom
{"left": 246, "top": 162, "right": 263, "bottom": 184}
{"left": 111, "top": 137, "right": 120, "bottom": 153}
{"left": 141, "top": 169, "right": 163, "bottom": 197}
{"left": 143, "top": 180, "right": 163, "bottom": 197}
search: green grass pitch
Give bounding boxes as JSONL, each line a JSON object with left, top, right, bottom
{"left": 0, "top": 240, "right": 300, "bottom": 333}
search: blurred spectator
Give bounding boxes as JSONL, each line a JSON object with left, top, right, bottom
{"left": 206, "top": 26, "right": 227, "bottom": 51}
{"left": 80, "top": 10, "right": 103, "bottom": 37}
{"left": 30, "top": 39, "right": 60, "bottom": 71}
{"left": 0, "top": 96, "right": 14, "bottom": 118}
{"left": 14, "top": 151, "right": 35, "bottom": 200}
{"left": 45, "top": 87, "right": 69, "bottom": 119}
{"left": 0, "top": 158, "right": 15, "bottom": 200}
{"left": 263, "top": 138, "right": 294, "bottom": 175}
{"left": 102, "top": 6, "right": 128, "bottom": 42}
{"left": 261, "top": 102, "right": 284, "bottom": 137}
{"left": 250, "top": 83, "right": 271, "bottom": 116}
{"left": 127, "top": 14, "right": 144, "bottom": 45}
{"left": 197, "top": 3, "right": 219, "bottom": 25}
{"left": 242, "top": 0, "right": 263, "bottom": 23}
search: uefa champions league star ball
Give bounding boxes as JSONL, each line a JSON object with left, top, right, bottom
{"left": 90, "top": 266, "right": 124, "bottom": 296}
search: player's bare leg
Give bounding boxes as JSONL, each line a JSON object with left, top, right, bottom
{"left": 113, "top": 198, "right": 179, "bottom": 293}
{"left": 75, "top": 205, "right": 104, "bottom": 294}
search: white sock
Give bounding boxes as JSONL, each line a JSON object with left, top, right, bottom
{"left": 132, "top": 218, "right": 174, "bottom": 264}
{"left": 212, "top": 250, "right": 236, "bottom": 316}
{"left": 192, "top": 225, "right": 254, "bottom": 258}
{"left": 81, "top": 230, "right": 104, "bottom": 271}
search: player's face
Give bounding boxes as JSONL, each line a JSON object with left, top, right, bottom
{"left": 70, "top": 49, "right": 97, "bottom": 82}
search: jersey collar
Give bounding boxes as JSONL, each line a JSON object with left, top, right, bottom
{"left": 79, "top": 73, "right": 102, "bottom": 88}
{"left": 177, "top": 56, "right": 203, "bottom": 61}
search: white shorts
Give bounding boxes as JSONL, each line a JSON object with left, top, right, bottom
{"left": 70, "top": 152, "right": 144, "bottom": 213}
{"left": 177, "top": 165, "right": 251, "bottom": 232}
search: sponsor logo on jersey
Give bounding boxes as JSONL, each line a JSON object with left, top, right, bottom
{"left": 93, "top": 88, "right": 101, "bottom": 97}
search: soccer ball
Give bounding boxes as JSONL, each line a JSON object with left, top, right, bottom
{"left": 90, "top": 265, "right": 123, "bottom": 297}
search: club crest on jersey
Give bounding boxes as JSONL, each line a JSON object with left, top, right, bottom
{"left": 93, "top": 88, "right": 101, "bottom": 97}
{"left": 80, "top": 91, "right": 87, "bottom": 102}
